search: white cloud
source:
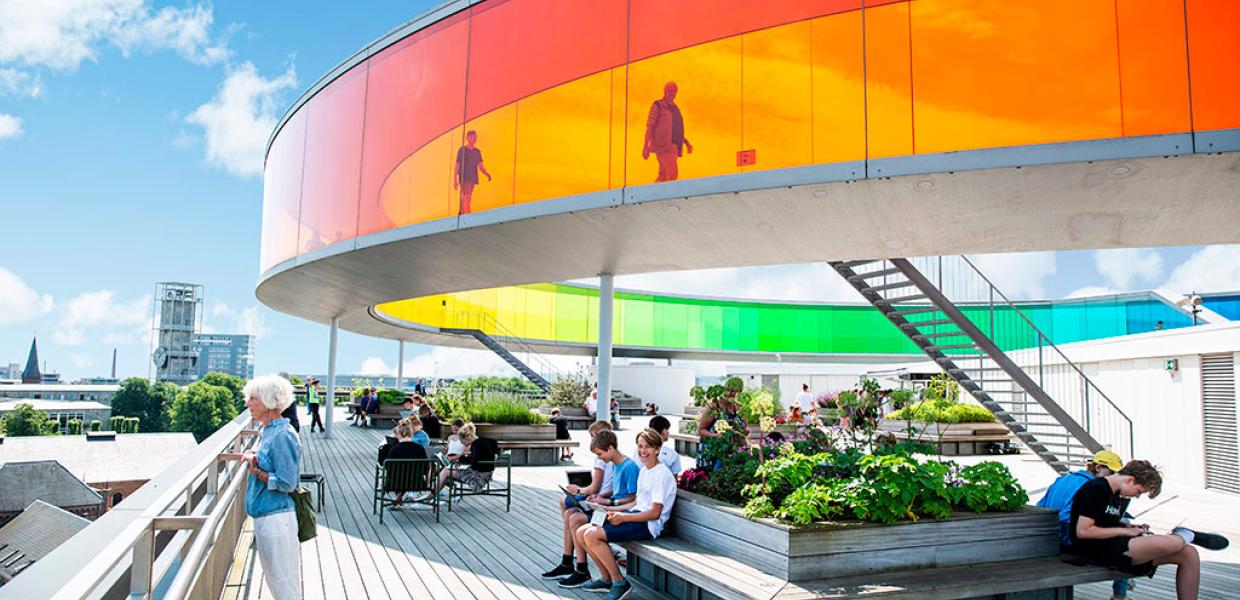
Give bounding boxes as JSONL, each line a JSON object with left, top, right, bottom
{"left": 1163, "top": 245, "right": 1240, "bottom": 293}
{"left": 53, "top": 290, "right": 150, "bottom": 346}
{"left": 204, "top": 302, "right": 272, "bottom": 340}
{"left": 70, "top": 352, "right": 95, "bottom": 369}
{"left": 1064, "top": 286, "right": 1123, "bottom": 300}
{"left": 0, "top": 68, "right": 41, "bottom": 97}
{"left": 0, "top": 0, "right": 228, "bottom": 71}
{"left": 186, "top": 61, "right": 297, "bottom": 178}
{"left": 359, "top": 356, "right": 395, "bottom": 376}
{"left": 1094, "top": 248, "right": 1163, "bottom": 289}
{"left": 966, "top": 251, "right": 1057, "bottom": 299}
{"left": 0, "top": 267, "right": 53, "bottom": 325}
{"left": 574, "top": 262, "right": 862, "bottom": 303}
{"left": 0, "top": 113, "right": 22, "bottom": 139}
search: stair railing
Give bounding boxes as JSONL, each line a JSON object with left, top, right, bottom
{"left": 446, "top": 311, "right": 564, "bottom": 385}
{"left": 902, "top": 256, "right": 1135, "bottom": 460}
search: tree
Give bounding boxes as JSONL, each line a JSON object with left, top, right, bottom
{"left": 5, "top": 403, "right": 51, "bottom": 437}
{"left": 200, "top": 372, "right": 246, "bottom": 412}
{"left": 112, "top": 377, "right": 175, "bottom": 433}
{"left": 169, "top": 381, "right": 238, "bottom": 442}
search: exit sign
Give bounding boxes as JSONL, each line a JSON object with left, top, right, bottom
{"left": 1165, "top": 359, "right": 1179, "bottom": 371}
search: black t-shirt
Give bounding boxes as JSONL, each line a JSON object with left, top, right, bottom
{"left": 1069, "top": 476, "right": 1130, "bottom": 545}
{"left": 421, "top": 414, "right": 442, "bottom": 439}
{"left": 387, "top": 441, "right": 428, "bottom": 462}
{"left": 456, "top": 146, "right": 483, "bottom": 184}
{"left": 460, "top": 437, "right": 498, "bottom": 473}
{"left": 550, "top": 416, "right": 571, "bottom": 440}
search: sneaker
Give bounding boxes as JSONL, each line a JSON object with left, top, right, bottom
{"left": 409, "top": 491, "right": 431, "bottom": 502}
{"left": 557, "top": 571, "right": 591, "bottom": 588}
{"left": 600, "top": 580, "right": 632, "bottom": 600}
{"left": 582, "top": 578, "right": 612, "bottom": 592}
{"left": 1189, "top": 529, "right": 1230, "bottom": 550}
{"left": 540, "top": 564, "right": 575, "bottom": 579}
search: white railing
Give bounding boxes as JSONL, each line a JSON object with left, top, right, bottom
{"left": 0, "top": 411, "right": 258, "bottom": 600}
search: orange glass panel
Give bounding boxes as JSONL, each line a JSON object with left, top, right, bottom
{"left": 260, "top": 111, "right": 306, "bottom": 272}
{"left": 1187, "top": 0, "right": 1240, "bottom": 131}
{"left": 741, "top": 21, "right": 813, "bottom": 172}
{"left": 461, "top": 106, "right": 516, "bottom": 213}
{"left": 1116, "top": 0, "right": 1191, "bottom": 137}
{"left": 610, "top": 67, "right": 628, "bottom": 189}
{"left": 298, "top": 65, "right": 366, "bottom": 255}
{"left": 627, "top": 36, "right": 743, "bottom": 185}
{"left": 358, "top": 14, "right": 469, "bottom": 236}
{"left": 466, "top": 0, "right": 626, "bottom": 120}
{"left": 909, "top": 0, "right": 1122, "bottom": 154}
{"left": 629, "top": 0, "right": 862, "bottom": 62}
{"left": 810, "top": 12, "right": 866, "bottom": 163}
{"left": 514, "top": 70, "right": 613, "bottom": 204}
{"left": 864, "top": 1, "right": 912, "bottom": 158}
{"left": 377, "top": 126, "right": 462, "bottom": 227}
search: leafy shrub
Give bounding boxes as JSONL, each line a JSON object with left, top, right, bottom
{"left": 888, "top": 388, "right": 915, "bottom": 410}
{"left": 89, "top": 420, "right": 102, "bottom": 432}
{"left": 888, "top": 401, "right": 995, "bottom": 423}
{"left": 953, "top": 461, "right": 1028, "bottom": 512}
{"left": 549, "top": 374, "right": 591, "bottom": 408}
{"left": 463, "top": 396, "right": 549, "bottom": 425}
{"left": 678, "top": 419, "right": 698, "bottom": 435}
{"left": 724, "top": 376, "right": 744, "bottom": 395}
{"left": 377, "top": 389, "right": 406, "bottom": 405}
{"left": 695, "top": 463, "right": 755, "bottom": 506}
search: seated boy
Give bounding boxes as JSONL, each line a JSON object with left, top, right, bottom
{"left": 556, "top": 430, "right": 640, "bottom": 588}
{"left": 574, "top": 428, "right": 678, "bottom": 600}
{"left": 1071, "top": 460, "right": 1229, "bottom": 600}
{"left": 1037, "top": 450, "right": 1130, "bottom": 599}
{"left": 646, "top": 415, "right": 682, "bottom": 475}
{"left": 541, "top": 421, "right": 616, "bottom": 580}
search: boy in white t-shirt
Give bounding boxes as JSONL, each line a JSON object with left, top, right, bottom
{"left": 647, "top": 415, "right": 682, "bottom": 474}
{"left": 574, "top": 428, "right": 678, "bottom": 600}
{"left": 795, "top": 383, "right": 817, "bottom": 418}
{"left": 541, "top": 420, "right": 616, "bottom": 580}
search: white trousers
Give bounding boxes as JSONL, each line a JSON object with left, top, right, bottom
{"left": 253, "top": 511, "right": 302, "bottom": 600}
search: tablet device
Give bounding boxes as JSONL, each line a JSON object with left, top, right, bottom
{"left": 590, "top": 508, "right": 607, "bottom": 526}
{"left": 559, "top": 486, "right": 588, "bottom": 511}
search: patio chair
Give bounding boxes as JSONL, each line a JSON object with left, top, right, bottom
{"left": 446, "top": 444, "right": 512, "bottom": 513}
{"left": 373, "top": 458, "right": 439, "bottom": 523}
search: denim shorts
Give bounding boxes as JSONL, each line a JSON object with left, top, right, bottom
{"left": 603, "top": 518, "right": 653, "bottom": 543}
{"left": 563, "top": 495, "right": 590, "bottom": 511}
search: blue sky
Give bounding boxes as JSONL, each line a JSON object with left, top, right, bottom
{"left": 0, "top": 1, "right": 1237, "bottom": 383}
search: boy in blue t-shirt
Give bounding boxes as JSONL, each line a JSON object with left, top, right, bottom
{"left": 555, "top": 430, "right": 638, "bottom": 589}
{"left": 1037, "top": 449, "right": 1131, "bottom": 599}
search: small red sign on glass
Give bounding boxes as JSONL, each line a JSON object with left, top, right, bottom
{"left": 736, "top": 149, "right": 756, "bottom": 167}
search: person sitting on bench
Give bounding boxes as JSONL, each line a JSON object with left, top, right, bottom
{"left": 541, "top": 420, "right": 614, "bottom": 581}
{"left": 418, "top": 402, "right": 442, "bottom": 440}
{"left": 1071, "top": 460, "right": 1229, "bottom": 600}
{"left": 382, "top": 421, "right": 428, "bottom": 504}
{"left": 426, "top": 423, "right": 498, "bottom": 499}
{"left": 400, "top": 415, "right": 430, "bottom": 448}
{"left": 574, "top": 428, "right": 678, "bottom": 600}
{"left": 556, "top": 430, "right": 640, "bottom": 589}
{"left": 646, "top": 415, "right": 682, "bottom": 475}
{"left": 1037, "top": 449, "right": 1132, "bottom": 599}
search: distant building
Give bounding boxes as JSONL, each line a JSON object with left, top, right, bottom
{"left": 0, "top": 400, "right": 111, "bottom": 432}
{"left": 0, "top": 462, "right": 103, "bottom": 526}
{"left": 73, "top": 377, "right": 119, "bottom": 385}
{"left": 0, "top": 383, "right": 119, "bottom": 405}
{"left": 0, "top": 363, "right": 20, "bottom": 381}
{"left": 0, "top": 500, "right": 91, "bottom": 585}
{"left": 21, "top": 337, "right": 40, "bottom": 384}
{"left": 152, "top": 282, "right": 203, "bottom": 386}
{"left": 0, "top": 433, "right": 197, "bottom": 512}
{"left": 193, "top": 334, "right": 255, "bottom": 380}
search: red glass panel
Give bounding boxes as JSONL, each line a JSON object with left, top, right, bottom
{"left": 298, "top": 65, "right": 367, "bottom": 254}
{"left": 260, "top": 110, "right": 306, "bottom": 272}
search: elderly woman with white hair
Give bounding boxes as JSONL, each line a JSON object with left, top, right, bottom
{"left": 241, "top": 374, "right": 302, "bottom": 600}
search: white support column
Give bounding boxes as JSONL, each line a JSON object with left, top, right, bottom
{"left": 397, "top": 340, "right": 405, "bottom": 389}
{"left": 325, "top": 317, "right": 339, "bottom": 439}
{"left": 597, "top": 273, "right": 615, "bottom": 421}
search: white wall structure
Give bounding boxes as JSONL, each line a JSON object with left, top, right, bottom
{"left": 607, "top": 364, "right": 696, "bottom": 415}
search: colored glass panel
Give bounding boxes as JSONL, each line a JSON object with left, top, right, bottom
{"left": 864, "top": 1, "right": 913, "bottom": 158}
{"left": 554, "top": 286, "right": 590, "bottom": 344}
{"left": 514, "top": 70, "right": 614, "bottom": 203}
{"left": 909, "top": 0, "right": 1121, "bottom": 155}
{"left": 1115, "top": 0, "right": 1191, "bottom": 137}
{"left": 260, "top": 110, "right": 307, "bottom": 271}
{"left": 298, "top": 65, "right": 366, "bottom": 254}
{"left": 741, "top": 22, "right": 814, "bottom": 173}
{"left": 810, "top": 12, "right": 866, "bottom": 164}
{"left": 461, "top": 106, "right": 516, "bottom": 213}
{"left": 1186, "top": 0, "right": 1240, "bottom": 131}
{"left": 358, "top": 14, "right": 469, "bottom": 236}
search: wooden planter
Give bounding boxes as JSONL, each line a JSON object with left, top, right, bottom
{"left": 473, "top": 423, "right": 556, "bottom": 441}
{"left": 671, "top": 433, "right": 700, "bottom": 457}
{"left": 668, "top": 489, "right": 1057, "bottom": 581}
{"left": 879, "top": 419, "right": 1012, "bottom": 456}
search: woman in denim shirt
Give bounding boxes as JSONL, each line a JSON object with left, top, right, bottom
{"left": 241, "top": 375, "right": 302, "bottom": 600}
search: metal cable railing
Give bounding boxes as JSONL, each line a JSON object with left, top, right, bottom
{"left": 445, "top": 311, "right": 564, "bottom": 384}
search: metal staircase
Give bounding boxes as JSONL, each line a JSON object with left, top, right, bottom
{"left": 830, "top": 257, "right": 1134, "bottom": 474}
{"left": 441, "top": 312, "right": 560, "bottom": 393}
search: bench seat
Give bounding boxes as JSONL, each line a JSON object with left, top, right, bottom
{"left": 624, "top": 536, "right": 1126, "bottom": 600}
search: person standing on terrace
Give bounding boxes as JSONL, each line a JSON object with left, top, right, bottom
{"left": 240, "top": 375, "right": 303, "bottom": 600}
{"left": 643, "top": 81, "right": 693, "bottom": 182}
{"left": 455, "top": 130, "right": 492, "bottom": 215}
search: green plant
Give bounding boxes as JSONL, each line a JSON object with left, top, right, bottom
{"left": 89, "top": 420, "right": 102, "bottom": 432}
{"left": 67, "top": 419, "right": 83, "bottom": 435}
{"left": 678, "top": 419, "right": 698, "bottom": 435}
{"left": 888, "top": 401, "right": 995, "bottom": 424}
{"left": 888, "top": 388, "right": 915, "bottom": 411}
{"left": 110, "top": 416, "right": 125, "bottom": 431}
{"left": 549, "top": 374, "right": 591, "bottom": 408}
{"left": 694, "top": 463, "right": 756, "bottom": 506}
{"left": 739, "top": 388, "right": 777, "bottom": 425}
{"left": 953, "top": 461, "right": 1028, "bottom": 512}
{"left": 696, "top": 420, "right": 746, "bottom": 467}
{"left": 44, "top": 419, "right": 61, "bottom": 435}
{"left": 778, "top": 480, "right": 851, "bottom": 525}
{"left": 4, "top": 403, "right": 52, "bottom": 437}
{"left": 924, "top": 373, "right": 961, "bottom": 404}
{"left": 463, "top": 396, "right": 549, "bottom": 425}
{"left": 724, "top": 376, "right": 744, "bottom": 395}
{"left": 689, "top": 385, "right": 706, "bottom": 407}
{"left": 377, "top": 389, "right": 406, "bottom": 405}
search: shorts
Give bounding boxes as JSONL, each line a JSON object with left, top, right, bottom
{"left": 457, "top": 468, "right": 493, "bottom": 491}
{"left": 603, "top": 515, "right": 653, "bottom": 543}
{"left": 1074, "top": 537, "right": 1158, "bottom": 577}
{"left": 563, "top": 495, "right": 590, "bottom": 510}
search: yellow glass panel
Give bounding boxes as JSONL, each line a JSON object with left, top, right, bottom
{"left": 496, "top": 285, "right": 526, "bottom": 335}
{"left": 514, "top": 70, "right": 612, "bottom": 203}
{"left": 378, "top": 126, "right": 462, "bottom": 227}
{"left": 461, "top": 105, "right": 516, "bottom": 213}
{"left": 523, "top": 284, "right": 556, "bottom": 341}
{"left": 864, "top": 2, "right": 913, "bottom": 158}
{"left": 627, "top": 36, "right": 743, "bottom": 185}
{"left": 609, "top": 66, "right": 628, "bottom": 189}
{"left": 811, "top": 12, "right": 866, "bottom": 163}
{"left": 742, "top": 21, "right": 813, "bottom": 173}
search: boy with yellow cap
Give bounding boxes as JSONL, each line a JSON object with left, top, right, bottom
{"left": 1037, "top": 450, "right": 1131, "bottom": 599}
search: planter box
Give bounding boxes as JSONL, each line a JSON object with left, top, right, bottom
{"left": 683, "top": 405, "right": 704, "bottom": 418}
{"left": 669, "top": 489, "right": 1057, "bottom": 581}
{"left": 474, "top": 423, "right": 556, "bottom": 441}
{"left": 671, "top": 433, "right": 700, "bottom": 457}
{"left": 879, "top": 420, "right": 1012, "bottom": 456}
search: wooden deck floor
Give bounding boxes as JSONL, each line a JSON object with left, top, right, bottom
{"left": 223, "top": 415, "right": 1240, "bottom": 600}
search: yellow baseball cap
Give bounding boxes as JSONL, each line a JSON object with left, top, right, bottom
{"left": 1091, "top": 450, "right": 1124, "bottom": 472}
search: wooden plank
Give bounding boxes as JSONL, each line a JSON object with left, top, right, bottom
{"left": 786, "top": 509, "right": 1057, "bottom": 556}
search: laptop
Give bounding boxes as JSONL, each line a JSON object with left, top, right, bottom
{"left": 566, "top": 470, "right": 593, "bottom": 487}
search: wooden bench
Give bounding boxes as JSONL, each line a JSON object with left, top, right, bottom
{"left": 344, "top": 402, "right": 406, "bottom": 428}
{"left": 494, "top": 439, "right": 579, "bottom": 466}
{"left": 624, "top": 536, "right": 1127, "bottom": 600}
{"left": 538, "top": 406, "right": 596, "bottom": 430}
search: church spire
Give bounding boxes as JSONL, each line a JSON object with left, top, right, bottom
{"left": 22, "top": 336, "right": 42, "bottom": 383}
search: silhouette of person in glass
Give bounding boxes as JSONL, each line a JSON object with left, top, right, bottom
{"left": 455, "top": 130, "right": 491, "bottom": 215}
{"left": 643, "top": 81, "right": 693, "bottom": 182}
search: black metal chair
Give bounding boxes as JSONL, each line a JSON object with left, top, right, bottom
{"left": 373, "top": 458, "right": 439, "bottom": 523}
{"left": 446, "top": 445, "right": 512, "bottom": 513}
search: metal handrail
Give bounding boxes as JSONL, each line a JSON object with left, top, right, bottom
{"left": 447, "top": 311, "right": 564, "bottom": 383}
{"left": 0, "top": 411, "right": 258, "bottom": 600}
